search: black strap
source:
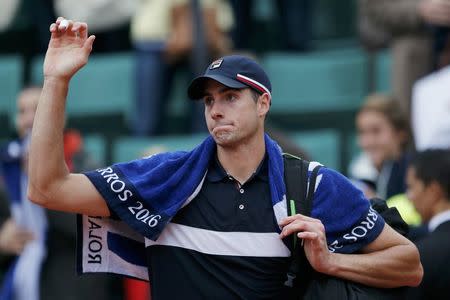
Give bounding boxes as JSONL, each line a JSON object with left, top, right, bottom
{"left": 283, "top": 155, "right": 308, "bottom": 217}
{"left": 283, "top": 154, "right": 322, "bottom": 297}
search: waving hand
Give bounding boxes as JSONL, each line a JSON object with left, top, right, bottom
{"left": 44, "top": 17, "right": 95, "bottom": 81}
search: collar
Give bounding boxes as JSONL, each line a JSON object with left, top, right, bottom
{"left": 206, "top": 154, "right": 268, "bottom": 183}
{"left": 428, "top": 209, "right": 450, "bottom": 232}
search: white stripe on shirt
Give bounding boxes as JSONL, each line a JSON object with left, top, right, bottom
{"left": 145, "top": 223, "right": 291, "bottom": 257}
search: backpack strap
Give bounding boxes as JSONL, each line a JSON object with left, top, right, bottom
{"left": 283, "top": 154, "right": 309, "bottom": 217}
{"left": 283, "top": 154, "right": 322, "bottom": 296}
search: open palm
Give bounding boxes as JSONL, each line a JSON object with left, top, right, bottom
{"left": 43, "top": 18, "right": 95, "bottom": 81}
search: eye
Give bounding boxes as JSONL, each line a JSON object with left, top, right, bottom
{"left": 225, "top": 93, "right": 237, "bottom": 102}
{"left": 203, "top": 96, "right": 214, "bottom": 106}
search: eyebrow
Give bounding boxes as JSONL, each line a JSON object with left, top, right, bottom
{"left": 203, "top": 86, "right": 241, "bottom": 97}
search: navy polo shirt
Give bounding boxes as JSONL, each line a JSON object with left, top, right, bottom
{"left": 146, "top": 156, "right": 291, "bottom": 299}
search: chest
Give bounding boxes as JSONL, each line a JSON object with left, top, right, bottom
{"left": 173, "top": 178, "right": 278, "bottom": 233}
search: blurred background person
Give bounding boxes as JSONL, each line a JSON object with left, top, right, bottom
{"left": 412, "top": 46, "right": 450, "bottom": 152}
{"left": 54, "top": 0, "right": 136, "bottom": 53}
{"left": 353, "top": 93, "right": 422, "bottom": 228}
{"left": 130, "top": 0, "right": 233, "bottom": 136}
{"left": 229, "top": 0, "right": 312, "bottom": 52}
{"left": 358, "top": 0, "right": 450, "bottom": 117}
{"left": 0, "top": 86, "right": 120, "bottom": 300}
{"left": 405, "top": 149, "right": 450, "bottom": 299}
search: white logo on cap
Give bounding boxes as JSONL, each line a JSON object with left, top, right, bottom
{"left": 210, "top": 59, "right": 223, "bottom": 69}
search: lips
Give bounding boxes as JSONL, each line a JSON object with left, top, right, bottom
{"left": 212, "top": 124, "right": 233, "bottom": 134}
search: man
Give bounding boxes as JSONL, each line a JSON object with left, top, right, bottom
{"left": 405, "top": 149, "right": 450, "bottom": 299}
{"left": 28, "top": 17, "right": 422, "bottom": 299}
{"left": 358, "top": 0, "right": 450, "bottom": 114}
{"left": 0, "top": 86, "right": 120, "bottom": 300}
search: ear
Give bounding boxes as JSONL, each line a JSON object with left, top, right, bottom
{"left": 257, "top": 93, "right": 271, "bottom": 118}
{"left": 427, "top": 181, "right": 445, "bottom": 201}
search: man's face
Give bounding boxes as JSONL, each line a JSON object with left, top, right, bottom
{"left": 356, "top": 111, "right": 405, "bottom": 169}
{"left": 406, "top": 167, "right": 433, "bottom": 222}
{"left": 16, "top": 89, "right": 40, "bottom": 138}
{"left": 202, "top": 80, "right": 267, "bottom": 147}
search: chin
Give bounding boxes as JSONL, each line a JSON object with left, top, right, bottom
{"left": 213, "top": 132, "right": 240, "bottom": 147}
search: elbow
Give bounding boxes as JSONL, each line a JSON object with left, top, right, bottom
{"left": 27, "top": 181, "right": 51, "bottom": 208}
{"left": 411, "top": 263, "right": 424, "bottom": 287}
{"left": 408, "top": 257, "right": 423, "bottom": 287}
{"left": 405, "top": 244, "right": 424, "bottom": 287}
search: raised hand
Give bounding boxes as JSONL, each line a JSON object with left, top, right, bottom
{"left": 44, "top": 17, "right": 96, "bottom": 82}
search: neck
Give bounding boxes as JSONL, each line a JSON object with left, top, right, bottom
{"left": 432, "top": 200, "right": 450, "bottom": 217}
{"left": 216, "top": 133, "right": 266, "bottom": 184}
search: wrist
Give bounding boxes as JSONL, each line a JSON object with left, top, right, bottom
{"left": 321, "top": 252, "right": 344, "bottom": 276}
{"left": 43, "top": 76, "right": 70, "bottom": 89}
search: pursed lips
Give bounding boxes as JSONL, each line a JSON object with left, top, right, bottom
{"left": 212, "top": 123, "right": 233, "bottom": 132}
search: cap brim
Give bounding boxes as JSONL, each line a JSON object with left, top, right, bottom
{"left": 187, "top": 74, "right": 247, "bottom": 100}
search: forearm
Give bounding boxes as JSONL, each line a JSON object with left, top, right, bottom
{"left": 29, "top": 78, "right": 70, "bottom": 201}
{"left": 327, "top": 244, "right": 422, "bottom": 288}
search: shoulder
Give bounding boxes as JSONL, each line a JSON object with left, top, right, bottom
{"left": 308, "top": 162, "right": 371, "bottom": 223}
{"left": 312, "top": 164, "right": 364, "bottom": 201}
{"left": 308, "top": 162, "right": 385, "bottom": 253}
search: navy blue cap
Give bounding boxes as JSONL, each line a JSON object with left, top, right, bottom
{"left": 187, "top": 55, "right": 272, "bottom": 100}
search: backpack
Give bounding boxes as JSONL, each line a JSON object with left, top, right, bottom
{"left": 282, "top": 154, "right": 409, "bottom": 300}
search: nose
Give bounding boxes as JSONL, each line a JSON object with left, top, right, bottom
{"left": 209, "top": 102, "right": 224, "bottom": 120}
{"left": 357, "top": 133, "right": 370, "bottom": 150}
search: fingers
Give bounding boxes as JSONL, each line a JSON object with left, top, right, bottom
{"left": 279, "top": 214, "right": 325, "bottom": 239}
{"left": 84, "top": 35, "right": 96, "bottom": 54}
{"left": 49, "top": 17, "right": 92, "bottom": 46}
{"left": 73, "top": 22, "right": 88, "bottom": 39}
{"left": 58, "top": 19, "right": 72, "bottom": 33}
{"left": 279, "top": 213, "right": 321, "bottom": 226}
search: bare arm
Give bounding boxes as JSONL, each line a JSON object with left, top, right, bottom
{"left": 28, "top": 18, "right": 110, "bottom": 217}
{"left": 280, "top": 215, "right": 423, "bottom": 288}
{"left": 329, "top": 223, "right": 422, "bottom": 287}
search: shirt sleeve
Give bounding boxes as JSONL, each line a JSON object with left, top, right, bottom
{"left": 310, "top": 166, "right": 385, "bottom": 254}
{"left": 83, "top": 159, "right": 167, "bottom": 240}
{"left": 82, "top": 150, "right": 210, "bottom": 241}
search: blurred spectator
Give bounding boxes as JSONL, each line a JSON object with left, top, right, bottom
{"left": 230, "top": 0, "right": 312, "bottom": 52}
{"left": 28, "top": 0, "right": 58, "bottom": 53}
{"left": 0, "top": 86, "right": 120, "bottom": 300}
{"left": 358, "top": 0, "right": 450, "bottom": 115}
{"left": 0, "top": 0, "right": 56, "bottom": 55}
{"left": 348, "top": 152, "right": 378, "bottom": 199}
{"left": 130, "top": 0, "right": 233, "bottom": 136}
{"left": 354, "top": 94, "right": 422, "bottom": 226}
{"left": 405, "top": 149, "right": 450, "bottom": 299}
{"left": 0, "top": 0, "right": 20, "bottom": 33}
{"left": 412, "top": 58, "right": 450, "bottom": 151}
{"left": 356, "top": 94, "right": 411, "bottom": 199}
{"left": 54, "top": 0, "right": 137, "bottom": 52}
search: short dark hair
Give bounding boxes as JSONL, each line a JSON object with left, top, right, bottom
{"left": 409, "top": 149, "right": 450, "bottom": 199}
{"left": 248, "top": 88, "right": 261, "bottom": 103}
